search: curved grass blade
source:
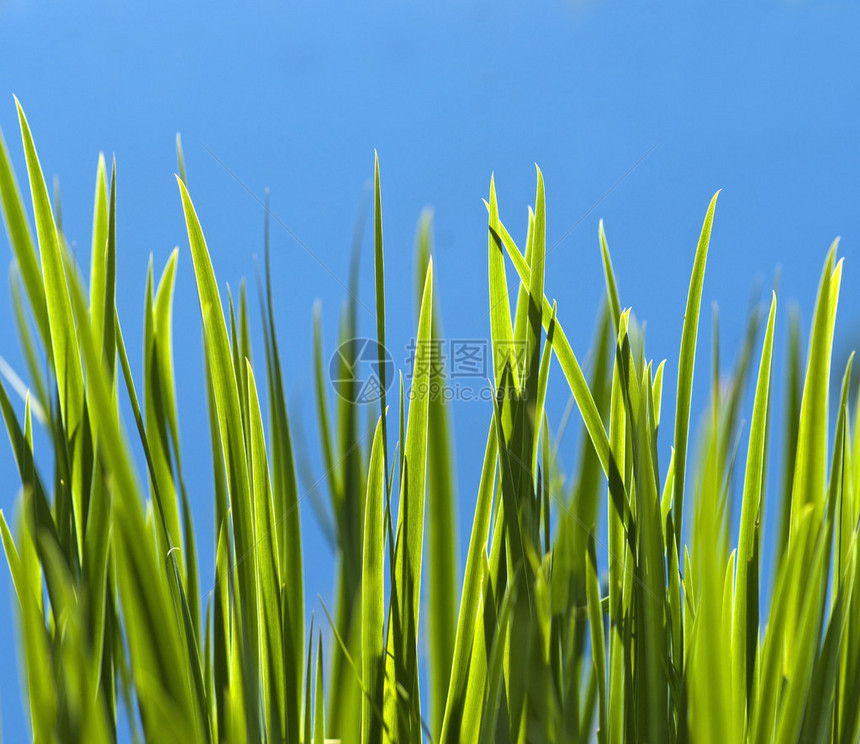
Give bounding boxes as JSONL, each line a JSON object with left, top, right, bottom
{"left": 439, "top": 421, "right": 498, "bottom": 742}
{"left": 599, "top": 219, "right": 621, "bottom": 335}
{"left": 0, "top": 123, "right": 49, "bottom": 347}
{"left": 478, "top": 586, "right": 513, "bottom": 744}
{"left": 257, "top": 195, "right": 304, "bottom": 739}
{"left": 246, "top": 361, "right": 287, "bottom": 744}
{"left": 488, "top": 175, "right": 518, "bottom": 391}
{"left": 9, "top": 267, "right": 49, "bottom": 418}
{"left": 362, "top": 414, "right": 386, "bottom": 744}
{"left": 88, "top": 153, "right": 108, "bottom": 317}
{"left": 586, "top": 532, "right": 607, "bottom": 744}
{"left": 373, "top": 152, "right": 389, "bottom": 476}
{"left": 16, "top": 99, "right": 84, "bottom": 431}
{"left": 314, "top": 634, "right": 326, "bottom": 744}
{"left": 176, "top": 133, "right": 187, "bottom": 185}
{"left": 176, "top": 176, "right": 260, "bottom": 740}
{"left": 69, "top": 245, "right": 207, "bottom": 741}
{"left": 778, "top": 306, "right": 802, "bottom": 558}
{"left": 731, "top": 291, "right": 775, "bottom": 739}
{"left": 492, "top": 211, "right": 620, "bottom": 502}
{"left": 672, "top": 190, "right": 720, "bottom": 553}
{"left": 524, "top": 165, "right": 546, "bottom": 404}
{"left": 1, "top": 498, "right": 58, "bottom": 740}
{"left": 384, "top": 259, "right": 434, "bottom": 742}
{"left": 790, "top": 242, "right": 841, "bottom": 537}
{"left": 414, "top": 209, "right": 459, "bottom": 737}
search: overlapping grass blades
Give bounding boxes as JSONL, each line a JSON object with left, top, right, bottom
{"left": 0, "top": 102, "right": 858, "bottom": 744}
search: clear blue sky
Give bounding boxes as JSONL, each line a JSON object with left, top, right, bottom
{"left": 1, "top": 1, "right": 858, "bottom": 739}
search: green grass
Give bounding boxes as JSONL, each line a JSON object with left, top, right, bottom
{"left": 1, "top": 101, "right": 859, "bottom": 743}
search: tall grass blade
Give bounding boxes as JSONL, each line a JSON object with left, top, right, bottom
{"left": 731, "top": 291, "right": 776, "bottom": 739}
{"left": 0, "top": 123, "right": 49, "bottom": 347}
{"left": 362, "top": 414, "right": 386, "bottom": 744}
{"left": 384, "top": 259, "right": 433, "bottom": 742}
{"left": 177, "top": 176, "right": 260, "bottom": 740}
{"left": 673, "top": 190, "right": 720, "bottom": 553}
{"left": 414, "top": 209, "right": 459, "bottom": 738}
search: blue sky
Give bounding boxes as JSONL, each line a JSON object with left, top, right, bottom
{"left": 1, "top": 0, "right": 858, "bottom": 739}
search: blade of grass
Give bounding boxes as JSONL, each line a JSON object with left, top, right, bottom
{"left": 384, "top": 259, "right": 434, "bottom": 742}
{"left": 488, "top": 175, "right": 518, "bottom": 392}
{"left": 440, "top": 421, "right": 498, "bottom": 742}
{"left": 89, "top": 155, "right": 110, "bottom": 365}
{"left": 246, "top": 361, "right": 287, "bottom": 743}
{"left": 414, "top": 209, "right": 459, "bottom": 738}
{"left": 673, "top": 190, "right": 720, "bottom": 554}
{"left": 362, "top": 414, "right": 386, "bottom": 744}
{"left": 177, "top": 176, "right": 260, "bottom": 740}
{"left": 586, "top": 531, "right": 607, "bottom": 744}
{"left": 260, "top": 195, "right": 304, "bottom": 741}
{"left": 731, "top": 291, "right": 776, "bottom": 739}
{"left": 790, "top": 242, "right": 841, "bottom": 538}
{"left": 0, "top": 122, "right": 50, "bottom": 347}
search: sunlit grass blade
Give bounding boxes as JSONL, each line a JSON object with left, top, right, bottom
{"left": 312, "top": 301, "right": 341, "bottom": 506}
{"left": 492, "top": 211, "right": 621, "bottom": 503}
{"left": 176, "top": 133, "right": 187, "bottom": 185}
{"left": 731, "top": 291, "right": 776, "bottom": 739}
{"left": 0, "top": 123, "right": 50, "bottom": 347}
{"left": 113, "top": 295, "right": 212, "bottom": 742}
{"left": 67, "top": 238, "right": 206, "bottom": 742}
{"left": 15, "top": 99, "right": 83, "bottom": 423}
{"left": 778, "top": 306, "right": 803, "bottom": 558}
{"left": 491, "top": 367, "right": 528, "bottom": 587}
{"left": 384, "top": 258, "right": 434, "bottom": 742}
{"left": 533, "top": 302, "right": 556, "bottom": 472}
{"left": 487, "top": 175, "right": 518, "bottom": 391}
{"left": 673, "top": 190, "right": 720, "bottom": 553}
{"left": 304, "top": 617, "right": 315, "bottom": 744}
{"left": 16, "top": 98, "right": 86, "bottom": 548}
{"left": 751, "top": 503, "right": 814, "bottom": 741}
{"left": 586, "top": 532, "right": 607, "bottom": 744}
{"left": 798, "top": 356, "right": 854, "bottom": 743}
{"left": 373, "top": 152, "right": 389, "bottom": 472}
{"left": 314, "top": 633, "right": 326, "bottom": 744}
{"left": 771, "top": 528, "right": 828, "bottom": 744}
{"left": 439, "top": 421, "right": 497, "bottom": 743}
{"left": 652, "top": 359, "right": 665, "bottom": 429}
{"left": 524, "top": 165, "right": 546, "bottom": 404}
{"left": 599, "top": 219, "right": 622, "bottom": 334}
{"left": 512, "top": 206, "right": 535, "bottom": 346}
{"left": 606, "top": 311, "right": 629, "bottom": 744}
{"left": 143, "top": 257, "right": 182, "bottom": 564}
{"left": 0, "top": 375, "right": 58, "bottom": 557}
{"left": 362, "top": 414, "right": 386, "bottom": 744}
{"left": 628, "top": 359, "right": 670, "bottom": 744}
{"left": 89, "top": 154, "right": 109, "bottom": 352}
{"left": 8, "top": 267, "right": 49, "bottom": 417}
{"left": 176, "top": 176, "right": 260, "bottom": 740}
{"left": 152, "top": 248, "right": 201, "bottom": 639}
{"left": 569, "top": 302, "right": 613, "bottom": 584}
{"left": 478, "top": 585, "right": 513, "bottom": 744}
{"left": 260, "top": 195, "right": 304, "bottom": 741}
{"left": 1, "top": 495, "right": 58, "bottom": 740}
{"left": 790, "top": 241, "right": 841, "bottom": 537}
{"left": 213, "top": 521, "right": 232, "bottom": 739}
{"left": 246, "top": 361, "right": 287, "bottom": 743}
{"left": 414, "top": 208, "right": 459, "bottom": 738}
